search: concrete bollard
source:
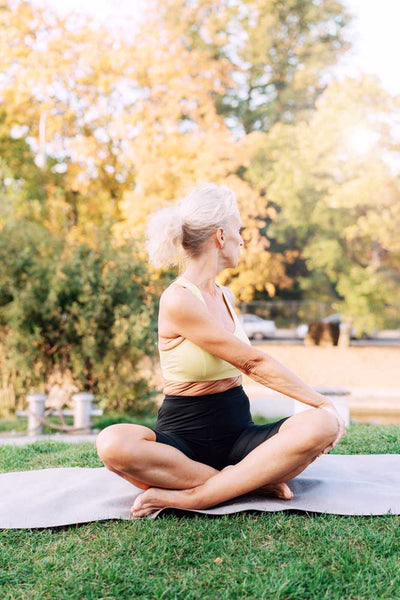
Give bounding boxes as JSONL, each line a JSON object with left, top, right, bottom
{"left": 26, "top": 393, "right": 47, "bottom": 436}
{"left": 16, "top": 391, "right": 103, "bottom": 435}
{"left": 72, "top": 392, "right": 95, "bottom": 431}
{"left": 338, "top": 322, "right": 352, "bottom": 347}
{"left": 293, "top": 387, "right": 350, "bottom": 426}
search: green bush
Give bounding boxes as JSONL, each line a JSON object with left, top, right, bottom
{"left": 0, "top": 220, "right": 160, "bottom": 414}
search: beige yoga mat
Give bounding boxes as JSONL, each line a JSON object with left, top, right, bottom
{"left": 1, "top": 454, "right": 400, "bottom": 529}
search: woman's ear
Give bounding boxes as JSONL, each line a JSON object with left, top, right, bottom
{"left": 216, "top": 227, "right": 225, "bottom": 247}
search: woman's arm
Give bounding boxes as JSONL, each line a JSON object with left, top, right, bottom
{"left": 161, "top": 285, "right": 346, "bottom": 445}
{"left": 219, "top": 286, "right": 327, "bottom": 406}
{"left": 162, "top": 286, "right": 333, "bottom": 406}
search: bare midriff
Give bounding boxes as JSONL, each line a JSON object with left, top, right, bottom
{"left": 163, "top": 375, "right": 242, "bottom": 396}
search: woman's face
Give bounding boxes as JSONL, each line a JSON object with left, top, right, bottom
{"left": 220, "top": 214, "right": 244, "bottom": 268}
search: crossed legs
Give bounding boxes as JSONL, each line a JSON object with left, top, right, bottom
{"left": 96, "top": 409, "right": 339, "bottom": 517}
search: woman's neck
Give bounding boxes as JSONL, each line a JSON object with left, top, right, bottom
{"left": 181, "top": 256, "right": 222, "bottom": 295}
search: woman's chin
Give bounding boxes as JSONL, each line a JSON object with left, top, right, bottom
{"left": 220, "top": 255, "right": 239, "bottom": 270}
{"left": 225, "top": 261, "right": 236, "bottom": 270}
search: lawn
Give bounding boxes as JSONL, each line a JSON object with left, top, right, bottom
{"left": 1, "top": 422, "right": 400, "bottom": 600}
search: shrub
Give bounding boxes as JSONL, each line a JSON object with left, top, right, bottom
{"left": 0, "top": 220, "right": 160, "bottom": 414}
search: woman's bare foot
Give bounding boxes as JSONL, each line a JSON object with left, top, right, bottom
{"left": 130, "top": 478, "right": 294, "bottom": 518}
{"left": 253, "top": 482, "right": 294, "bottom": 500}
{"left": 131, "top": 487, "right": 193, "bottom": 518}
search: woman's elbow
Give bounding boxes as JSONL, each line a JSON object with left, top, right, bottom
{"left": 239, "top": 351, "right": 266, "bottom": 377}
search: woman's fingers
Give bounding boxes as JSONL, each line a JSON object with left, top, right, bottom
{"left": 332, "top": 423, "right": 345, "bottom": 447}
{"left": 319, "top": 403, "right": 346, "bottom": 449}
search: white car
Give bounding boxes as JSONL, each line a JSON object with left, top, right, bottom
{"left": 238, "top": 313, "right": 276, "bottom": 340}
{"left": 295, "top": 323, "right": 309, "bottom": 339}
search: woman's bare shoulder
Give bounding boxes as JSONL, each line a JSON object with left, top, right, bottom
{"left": 160, "top": 282, "right": 201, "bottom": 316}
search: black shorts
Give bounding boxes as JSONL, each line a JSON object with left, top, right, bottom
{"left": 152, "top": 385, "right": 289, "bottom": 470}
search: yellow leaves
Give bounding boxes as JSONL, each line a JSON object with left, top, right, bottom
{"left": 4, "top": 0, "right": 357, "bottom": 304}
{"left": 265, "top": 282, "right": 276, "bottom": 297}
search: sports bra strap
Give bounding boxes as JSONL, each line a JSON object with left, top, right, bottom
{"left": 176, "top": 276, "right": 238, "bottom": 324}
{"left": 175, "top": 276, "right": 206, "bottom": 304}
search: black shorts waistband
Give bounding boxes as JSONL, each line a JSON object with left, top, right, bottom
{"left": 164, "top": 384, "right": 245, "bottom": 404}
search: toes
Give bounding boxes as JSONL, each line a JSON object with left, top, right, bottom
{"left": 132, "top": 491, "right": 147, "bottom": 511}
{"left": 131, "top": 497, "right": 146, "bottom": 510}
{"left": 131, "top": 508, "right": 155, "bottom": 518}
{"left": 283, "top": 489, "right": 294, "bottom": 500}
{"left": 257, "top": 483, "right": 294, "bottom": 500}
{"left": 131, "top": 503, "right": 158, "bottom": 518}
{"left": 130, "top": 489, "right": 160, "bottom": 517}
{"left": 279, "top": 484, "right": 294, "bottom": 500}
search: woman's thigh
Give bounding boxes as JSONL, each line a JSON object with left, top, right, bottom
{"left": 96, "top": 423, "right": 219, "bottom": 489}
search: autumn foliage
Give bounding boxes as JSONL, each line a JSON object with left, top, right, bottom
{"left": 1, "top": 0, "right": 399, "bottom": 409}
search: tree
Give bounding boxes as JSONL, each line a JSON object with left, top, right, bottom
{"left": 108, "top": 4, "right": 290, "bottom": 301}
{"left": 1, "top": 1, "right": 138, "bottom": 228}
{"left": 140, "top": 0, "right": 352, "bottom": 301}
{"left": 158, "top": 0, "right": 350, "bottom": 133}
{"left": 242, "top": 76, "right": 400, "bottom": 330}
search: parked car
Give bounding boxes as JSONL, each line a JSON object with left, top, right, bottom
{"left": 238, "top": 313, "right": 276, "bottom": 340}
{"left": 295, "top": 323, "right": 309, "bottom": 339}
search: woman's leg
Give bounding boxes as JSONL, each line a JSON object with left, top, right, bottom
{"left": 96, "top": 423, "right": 219, "bottom": 490}
{"left": 97, "top": 423, "right": 292, "bottom": 500}
{"left": 131, "top": 408, "right": 339, "bottom": 516}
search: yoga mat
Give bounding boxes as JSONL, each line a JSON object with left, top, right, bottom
{"left": 1, "top": 454, "right": 399, "bottom": 529}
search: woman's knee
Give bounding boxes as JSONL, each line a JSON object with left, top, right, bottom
{"left": 96, "top": 425, "right": 123, "bottom": 465}
{"left": 285, "top": 409, "right": 338, "bottom": 454}
{"left": 96, "top": 423, "right": 153, "bottom": 467}
{"left": 305, "top": 409, "right": 339, "bottom": 450}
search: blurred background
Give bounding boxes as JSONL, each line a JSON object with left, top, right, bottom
{"left": 1, "top": 0, "right": 399, "bottom": 431}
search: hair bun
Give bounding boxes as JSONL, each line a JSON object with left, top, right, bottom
{"left": 146, "top": 205, "right": 183, "bottom": 268}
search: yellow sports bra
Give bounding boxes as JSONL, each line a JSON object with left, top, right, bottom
{"left": 159, "top": 276, "right": 251, "bottom": 382}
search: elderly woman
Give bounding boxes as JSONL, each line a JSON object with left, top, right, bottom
{"left": 96, "top": 183, "right": 346, "bottom": 517}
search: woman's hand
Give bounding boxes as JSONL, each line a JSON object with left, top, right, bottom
{"left": 317, "top": 403, "right": 346, "bottom": 456}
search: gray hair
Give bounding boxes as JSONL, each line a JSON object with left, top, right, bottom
{"left": 146, "top": 183, "right": 239, "bottom": 267}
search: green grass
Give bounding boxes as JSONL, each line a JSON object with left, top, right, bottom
{"left": 1, "top": 422, "right": 400, "bottom": 599}
{"left": 0, "top": 416, "right": 77, "bottom": 434}
{"left": 0, "top": 416, "right": 31, "bottom": 433}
